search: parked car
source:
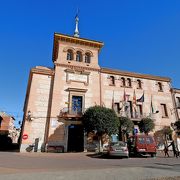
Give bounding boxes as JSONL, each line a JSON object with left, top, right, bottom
{"left": 127, "top": 134, "right": 157, "bottom": 157}
{"left": 108, "top": 141, "right": 129, "bottom": 158}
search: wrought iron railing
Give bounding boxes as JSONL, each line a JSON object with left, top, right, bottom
{"left": 60, "top": 107, "right": 86, "bottom": 116}
{"left": 114, "top": 111, "right": 152, "bottom": 119}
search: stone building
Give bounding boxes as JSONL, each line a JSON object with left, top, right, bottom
{"left": 20, "top": 17, "right": 178, "bottom": 152}
{"left": 171, "top": 88, "right": 180, "bottom": 121}
{"left": 0, "top": 112, "right": 20, "bottom": 143}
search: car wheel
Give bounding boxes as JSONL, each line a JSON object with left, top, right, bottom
{"left": 151, "top": 153, "right": 156, "bottom": 157}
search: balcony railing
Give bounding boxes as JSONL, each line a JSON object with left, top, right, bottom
{"left": 115, "top": 111, "right": 152, "bottom": 121}
{"left": 59, "top": 107, "right": 86, "bottom": 118}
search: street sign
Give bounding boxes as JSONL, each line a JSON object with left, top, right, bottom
{"left": 134, "top": 128, "right": 138, "bottom": 134}
{"left": 22, "top": 134, "right": 28, "bottom": 140}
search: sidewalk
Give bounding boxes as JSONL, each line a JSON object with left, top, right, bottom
{"left": 156, "top": 150, "right": 178, "bottom": 158}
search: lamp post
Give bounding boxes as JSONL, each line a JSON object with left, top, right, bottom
{"left": 26, "top": 110, "right": 32, "bottom": 121}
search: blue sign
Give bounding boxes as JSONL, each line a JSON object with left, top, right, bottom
{"left": 134, "top": 128, "right": 138, "bottom": 134}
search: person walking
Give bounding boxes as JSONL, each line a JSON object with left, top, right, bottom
{"left": 164, "top": 144, "right": 169, "bottom": 157}
{"left": 168, "top": 140, "right": 178, "bottom": 158}
{"left": 176, "top": 137, "right": 180, "bottom": 157}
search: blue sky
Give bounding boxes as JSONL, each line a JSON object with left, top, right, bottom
{"left": 0, "top": 0, "right": 179, "bottom": 126}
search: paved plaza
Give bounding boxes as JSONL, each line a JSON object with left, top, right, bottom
{"left": 0, "top": 151, "right": 179, "bottom": 180}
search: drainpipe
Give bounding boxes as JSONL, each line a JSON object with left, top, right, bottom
{"left": 99, "top": 69, "right": 102, "bottom": 106}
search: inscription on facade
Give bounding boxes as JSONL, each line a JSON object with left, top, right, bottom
{"left": 66, "top": 72, "right": 89, "bottom": 85}
{"left": 68, "top": 73, "right": 88, "bottom": 82}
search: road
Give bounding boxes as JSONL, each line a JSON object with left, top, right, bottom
{"left": 0, "top": 151, "right": 179, "bottom": 180}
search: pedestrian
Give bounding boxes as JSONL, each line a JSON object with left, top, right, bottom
{"left": 176, "top": 137, "right": 180, "bottom": 157}
{"left": 164, "top": 144, "right": 169, "bottom": 157}
{"left": 168, "top": 140, "right": 178, "bottom": 158}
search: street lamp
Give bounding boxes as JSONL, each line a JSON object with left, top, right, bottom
{"left": 26, "top": 110, "right": 32, "bottom": 121}
{"left": 147, "top": 110, "right": 159, "bottom": 118}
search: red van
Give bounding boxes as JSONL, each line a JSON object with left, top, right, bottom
{"left": 128, "top": 134, "right": 157, "bottom": 157}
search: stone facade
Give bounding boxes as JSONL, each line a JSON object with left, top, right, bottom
{"left": 20, "top": 33, "right": 178, "bottom": 152}
{"left": 0, "top": 112, "right": 20, "bottom": 143}
{"left": 172, "top": 88, "right": 180, "bottom": 121}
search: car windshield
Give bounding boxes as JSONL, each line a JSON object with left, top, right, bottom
{"left": 146, "top": 136, "right": 154, "bottom": 144}
{"left": 138, "top": 137, "right": 145, "bottom": 144}
{"left": 110, "top": 141, "right": 126, "bottom": 147}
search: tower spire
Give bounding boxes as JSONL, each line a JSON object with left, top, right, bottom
{"left": 74, "top": 8, "right": 80, "bottom": 38}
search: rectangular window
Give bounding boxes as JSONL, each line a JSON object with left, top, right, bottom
{"left": 158, "top": 82, "right": 163, "bottom": 92}
{"left": 161, "top": 104, "right": 168, "bottom": 117}
{"left": 176, "top": 97, "right": 180, "bottom": 108}
{"left": 114, "top": 103, "right": 120, "bottom": 114}
{"left": 109, "top": 76, "right": 115, "bottom": 86}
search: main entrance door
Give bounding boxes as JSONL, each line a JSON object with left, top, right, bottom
{"left": 67, "top": 124, "right": 84, "bottom": 152}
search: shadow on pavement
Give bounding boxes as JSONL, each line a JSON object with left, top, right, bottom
{"left": 86, "top": 153, "right": 152, "bottom": 159}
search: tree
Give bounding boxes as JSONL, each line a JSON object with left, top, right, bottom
{"left": 138, "top": 117, "right": 155, "bottom": 134}
{"left": 82, "top": 106, "right": 119, "bottom": 151}
{"left": 119, "top": 116, "right": 134, "bottom": 141}
{"left": 154, "top": 126, "right": 173, "bottom": 146}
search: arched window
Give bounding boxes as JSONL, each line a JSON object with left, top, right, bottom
{"left": 158, "top": 82, "right": 163, "bottom": 91}
{"left": 121, "top": 77, "right": 125, "bottom": 87}
{"left": 127, "top": 78, "right": 132, "bottom": 87}
{"left": 85, "top": 53, "right": 91, "bottom": 63}
{"left": 76, "top": 51, "right": 82, "bottom": 62}
{"left": 137, "top": 79, "right": 142, "bottom": 89}
{"left": 67, "top": 49, "right": 73, "bottom": 60}
{"left": 110, "top": 76, "right": 115, "bottom": 85}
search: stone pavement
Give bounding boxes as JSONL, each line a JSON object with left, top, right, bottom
{"left": 0, "top": 151, "right": 179, "bottom": 180}
{"left": 0, "top": 166, "right": 179, "bottom": 180}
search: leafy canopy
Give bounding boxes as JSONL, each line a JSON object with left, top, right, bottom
{"left": 138, "top": 117, "right": 155, "bottom": 134}
{"left": 119, "top": 116, "right": 134, "bottom": 133}
{"left": 82, "top": 106, "right": 119, "bottom": 135}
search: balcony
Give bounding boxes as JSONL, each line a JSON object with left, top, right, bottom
{"left": 115, "top": 111, "right": 152, "bottom": 121}
{"left": 59, "top": 107, "right": 85, "bottom": 118}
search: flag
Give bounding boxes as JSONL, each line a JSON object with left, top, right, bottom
{"left": 133, "top": 90, "right": 137, "bottom": 105}
{"left": 137, "top": 92, "right": 144, "bottom": 102}
{"left": 150, "top": 96, "right": 154, "bottom": 114}
{"left": 133, "top": 90, "right": 137, "bottom": 118}
{"left": 123, "top": 88, "right": 126, "bottom": 102}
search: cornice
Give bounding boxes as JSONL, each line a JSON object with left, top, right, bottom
{"left": 66, "top": 88, "right": 88, "bottom": 93}
{"left": 101, "top": 67, "right": 171, "bottom": 82}
{"left": 172, "top": 88, "right": 180, "bottom": 93}
{"left": 31, "top": 67, "right": 55, "bottom": 76}
{"left": 55, "top": 63, "right": 100, "bottom": 72}
{"left": 54, "top": 33, "right": 104, "bottom": 47}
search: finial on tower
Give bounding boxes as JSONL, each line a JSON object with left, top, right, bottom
{"left": 74, "top": 8, "right": 80, "bottom": 38}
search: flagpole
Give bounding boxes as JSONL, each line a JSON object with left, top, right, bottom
{"left": 112, "top": 90, "right": 115, "bottom": 110}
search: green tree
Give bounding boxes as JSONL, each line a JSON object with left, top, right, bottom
{"left": 155, "top": 126, "right": 172, "bottom": 144}
{"left": 138, "top": 117, "right": 155, "bottom": 134}
{"left": 119, "top": 116, "right": 134, "bottom": 141}
{"left": 82, "top": 106, "right": 119, "bottom": 151}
